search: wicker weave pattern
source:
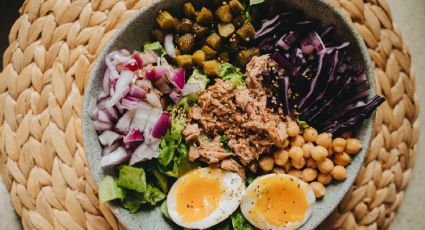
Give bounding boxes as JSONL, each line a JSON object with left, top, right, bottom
{"left": 0, "top": 0, "right": 419, "bottom": 229}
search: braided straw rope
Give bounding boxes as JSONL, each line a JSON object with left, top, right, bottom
{"left": 0, "top": 0, "right": 419, "bottom": 229}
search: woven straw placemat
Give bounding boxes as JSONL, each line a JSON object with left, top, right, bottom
{"left": 0, "top": 0, "right": 419, "bottom": 229}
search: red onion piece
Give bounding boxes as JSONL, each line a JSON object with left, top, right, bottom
{"left": 146, "top": 92, "right": 162, "bottom": 108}
{"left": 122, "top": 59, "right": 139, "bottom": 72}
{"left": 153, "top": 76, "right": 171, "bottom": 94}
{"left": 144, "top": 65, "right": 166, "bottom": 81}
{"left": 129, "top": 85, "right": 147, "bottom": 99}
{"left": 168, "top": 68, "right": 185, "bottom": 89}
{"left": 106, "top": 70, "right": 134, "bottom": 107}
{"left": 181, "top": 83, "right": 201, "bottom": 96}
{"left": 102, "top": 143, "right": 119, "bottom": 156}
{"left": 132, "top": 53, "right": 143, "bottom": 67}
{"left": 120, "top": 96, "right": 141, "bottom": 111}
{"left": 164, "top": 34, "right": 176, "bottom": 59}
{"left": 115, "top": 110, "right": 135, "bottom": 133}
{"left": 129, "top": 140, "right": 160, "bottom": 165}
{"left": 98, "top": 130, "right": 121, "bottom": 146}
{"left": 97, "top": 99, "right": 118, "bottom": 120}
{"left": 151, "top": 112, "right": 171, "bottom": 139}
{"left": 170, "top": 90, "right": 181, "bottom": 103}
{"left": 130, "top": 103, "right": 153, "bottom": 132}
{"left": 101, "top": 147, "right": 130, "bottom": 168}
{"left": 102, "top": 69, "right": 111, "bottom": 97}
{"left": 139, "top": 51, "right": 158, "bottom": 65}
{"left": 93, "top": 121, "right": 112, "bottom": 132}
{"left": 96, "top": 109, "right": 111, "bottom": 124}
{"left": 124, "top": 128, "right": 144, "bottom": 148}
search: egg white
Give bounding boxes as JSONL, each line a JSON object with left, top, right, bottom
{"left": 240, "top": 174, "right": 316, "bottom": 230}
{"left": 167, "top": 168, "right": 245, "bottom": 229}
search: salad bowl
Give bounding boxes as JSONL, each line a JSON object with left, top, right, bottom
{"left": 83, "top": 0, "right": 376, "bottom": 229}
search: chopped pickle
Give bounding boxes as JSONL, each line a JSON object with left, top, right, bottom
{"left": 229, "top": 0, "right": 245, "bottom": 14}
{"left": 218, "top": 52, "right": 230, "bottom": 63}
{"left": 237, "top": 47, "right": 260, "bottom": 67}
{"left": 176, "top": 55, "right": 193, "bottom": 69}
{"left": 229, "top": 33, "right": 241, "bottom": 50}
{"left": 183, "top": 2, "right": 196, "bottom": 18}
{"left": 192, "top": 50, "right": 206, "bottom": 66}
{"left": 177, "top": 33, "right": 195, "bottom": 54}
{"left": 203, "top": 60, "right": 221, "bottom": 76}
{"left": 216, "top": 5, "right": 233, "bottom": 23}
{"left": 201, "top": 45, "right": 218, "bottom": 60}
{"left": 196, "top": 7, "right": 213, "bottom": 24}
{"left": 218, "top": 23, "right": 235, "bottom": 38}
{"left": 176, "top": 18, "right": 193, "bottom": 33}
{"left": 236, "top": 21, "right": 256, "bottom": 42}
{"left": 233, "top": 15, "right": 245, "bottom": 28}
{"left": 156, "top": 11, "right": 175, "bottom": 30}
{"left": 206, "top": 33, "right": 222, "bottom": 50}
{"left": 193, "top": 23, "right": 209, "bottom": 37}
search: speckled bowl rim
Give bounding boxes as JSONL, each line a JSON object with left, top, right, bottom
{"left": 82, "top": 0, "right": 375, "bottom": 229}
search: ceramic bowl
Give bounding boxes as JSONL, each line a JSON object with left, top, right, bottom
{"left": 83, "top": 0, "right": 375, "bottom": 229}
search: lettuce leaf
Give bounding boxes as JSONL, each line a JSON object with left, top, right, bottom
{"left": 187, "top": 68, "right": 210, "bottom": 91}
{"left": 231, "top": 209, "right": 255, "bottom": 230}
{"left": 117, "top": 165, "right": 147, "bottom": 193}
{"left": 152, "top": 167, "right": 169, "bottom": 193}
{"left": 158, "top": 117, "right": 187, "bottom": 166}
{"left": 122, "top": 185, "right": 165, "bottom": 213}
{"left": 219, "top": 63, "right": 246, "bottom": 88}
{"left": 143, "top": 42, "right": 165, "bottom": 55}
{"left": 98, "top": 176, "right": 125, "bottom": 203}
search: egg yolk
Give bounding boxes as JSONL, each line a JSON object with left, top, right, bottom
{"left": 248, "top": 176, "right": 309, "bottom": 226}
{"left": 175, "top": 170, "right": 223, "bottom": 223}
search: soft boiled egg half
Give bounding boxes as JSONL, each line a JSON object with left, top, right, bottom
{"left": 241, "top": 174, "right": 316, "bottom": 230}
{"left": 167, "top": 167, "right": 245, "bottom": 229}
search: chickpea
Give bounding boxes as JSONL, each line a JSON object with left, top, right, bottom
{"left": 290, "top": 135, "right": 305, "bottom": 147}
{"left": 302, "top": 142, "right": 314, "bottom": 158}
{"left": 346, "top": 138, "right": 363, "bottom": 154}
{"left": 249, "top": 162, "right": 258, "bottom": 173}
{"left": 331, "top": 166, "right": 347, "bottom": 180}
{"left": 310, "top": 182, "right": 326, "bottom": 198}
{"left": 302, "top": 168, "right": 317, "bottom": 182}
{"left": 317, "top": 173, "right": 333, "bottom": 185}
{"left": 311, "top": 146, "right": 328, "bottom": 162}
{"left": 259, "top": 156, "right": 275, "bottom": 172}
{"left": 306, "top": 158, "right": 317, "bottom": 168}
{"left": 288, "top": 146, "right": 304, "bottom": 162}
{"left": 334, "top": 152, "right": 352, "bottom": 167}
{"left": 286, "top": 121, "right": 300, "bottom": 137}
{"left": 273, "top": 149, "right": 289, "bottom": 166}
{"left": 316, "top": 133, "right": 333, "bottom": 149}
{"left": 318, "top": 158, "right": 334, "bottom": 174}
{"left": 273, "top": 167, "right": 285, "bottom": 174}
{"left": 288, "top": 170, "right": 303, "bottom": 179}
{"left": 332, "top": 138, "right": 347, "bottom": 153}
{"left": 283, "top": 161, "right": 292, "bottom": 172}
{"left": 292, "top": 158, "right": 306, "bottom": 170}
{"left": 303, "top": 128, "right": 318, "bottom": 142}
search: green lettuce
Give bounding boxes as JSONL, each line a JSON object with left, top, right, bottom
{"left": 231, "top": 209, "right": 255, "bottom": 230}
{"left": 161, "top": 200, "right": 170, "bottom": 219}
{"left": 187, "top": 68, "right": 210, "bottom": 91}
{"left": 219, "top": 63, "right": 246, "bottom": 88}
{"left": 143, "top": 42, "right": 165, "bottom": 55}
{"left": 172, "top": 94, "right": 199, "bottom": 112}
{"left": 117, "top": 165, "right": 146, "bottom": 193}
{"left": 98, "top": 176, "right": 125, "bottom": 203}
{"left": 152, "top": 168, "right": 169, "bottom": 193}
{"left": 122, "top": 185, "right": 165, "bottom": 213}
{"left": 158, "top": 117, "right": 187, "bottom": 166}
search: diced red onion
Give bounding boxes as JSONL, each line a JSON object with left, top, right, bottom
{"left": 170, "top": 90, "right": 181, "bottom": 103}
{"left": 102, "top": 69, "right": 111, "bottom": 97}
{"left": 151, "top": 112, "right": 171, "bottom": 139}
{"left": 122, "top": 59, "right": 139, "bottom": 72}
{"left": 168, "top": 68, "right": 185, "bottom": 89}
{"left": 105, "top": 55, "right": 120, "bottom": 81}
{"left": 96, "top": 109, "right": 111, "bottom": 124}
{"left": 139, "top": 51, "right": 158, "bottom": 65}
{"left": 98, "top": 130, "right": 121, "bottom": 146}
{"left": 101, "top": 147, "right": 130, "bottom": 168}
{"left": 102, "top": 143, "right": 119, "bottom": 156}
{"left": 129, "top": 140, "right": 160, "bottom": 165}
{"left": 132, "top": 53, "right": 143, "bottom": 67}
{"left": 181, "top": 83, "right": 201, "bottom": 96}
{"left": 153, "top": 76, "right": 171, "bottom": 94}
{"left": 115, "top": 110, "right": 135, "bottom": 133}
{"left": 130, "top": 102, "right": 153, "bottom": 131}
{"left": 164, "top": 34, "right": 176, "bottom": 59}
{"left": 146, "top": 92, "right": 162, "bottom": 108}
{"left": 97, "top": 99, "right": 118, "bottom": 120}
{"left": 93, "top": 121, "right": 112, "bottom": 132}
{"left": 144, "top": 65, "right": 167, "bottom": 81}
{"left": 120, "top": 96, "right": 141, "bottom": 111}
{"left": 106, "top": 70, "right": 134, "bottom": 107}
{"left": 124, "top": 128, "right": 144, "bottom": 148}
{"left": 129, "top": 85, "right": 147, "bottom": 99}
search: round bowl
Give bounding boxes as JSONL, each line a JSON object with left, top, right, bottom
{"left": 83, "top": 0, "right": 375, "bottom": 229}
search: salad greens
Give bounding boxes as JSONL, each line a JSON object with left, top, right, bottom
{"left": 187, "top": 68, "right": 210, "bottom": 91}
{"left": 231, "top": 209, "right": 255, "bottom": 230}
{"left": 143, "top": 41, "right": 166, "bottom": 55}
{"left": 99, "top": 176, "right": 125, "bottom": 203}
{"left": 117, "top": 165, "right": 147, "bottom": 193}
{"left": 219, "top": 63, "right": 246, "bottom": 88}
{"left": 158, "top": 117, "right": 187, "bottom": 167}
